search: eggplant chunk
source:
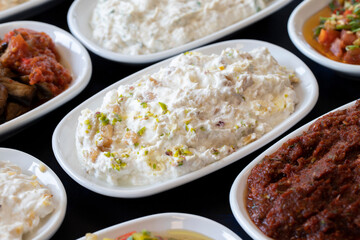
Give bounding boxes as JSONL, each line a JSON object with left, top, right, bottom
{"left": 0, "top": 63, "right": 16, "bottom": 78}
{"left": 5, "top": 102, "right": 29, "bottom": 121}
{"left": 0, "top": 83, "right": 8, "bottom": 116}
{"left": 36, "top": 82, "right": 54, "bottom": 100}
{"left": 0, "top": 77, "right": 36, "bottom": 106}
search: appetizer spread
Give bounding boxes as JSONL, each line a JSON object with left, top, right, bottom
{"left": 85, "top": 229, "right": 212, "bottom": 240}
{"left": 0, "top": 160, "right": 54, "bottom": 240}
{"left": 0, "top": 28, "right": 72, "bottom": 123}
{"left": 247, "top": 100, "right": 360, "bottom": 239}
{"left": 304, "top": 0, "right": 360, "bottom": 64}
{"left": 90, "top": 0, "right": 273, "bottom": 55}
{"left": 0, "top": 0, "right": 29, "bottom": 11}
{"left": 76, "top": 47, "right": 298, "bottom": 186}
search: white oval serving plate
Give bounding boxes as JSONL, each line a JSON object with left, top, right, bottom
{"left": 0, "top": 0, "right": 50, "bottom": 22}
{"left": 288, "top": 0, "right": 360, "bottom": 77}
{"left": 0, "top": 21, "right": 92, "bottom": 140}
{"left": 52, "top": 39, "right": 319, "bottom": 198}
{"left": 0, "top": 147, "right": 67, "bottom": 240}
{"left": 229, "top": 100, "right": 357, "bottom": 240}
{"left": 76, "top": 212, "right": 241, "bottom": 240}
{"left": 67, "top": 0, "right": 292, "bottom": 64}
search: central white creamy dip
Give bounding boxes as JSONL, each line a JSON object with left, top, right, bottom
{"left": 90, "top": 0, "right": 272, "bottom": 55}
{"left": 76, "top": 48, "right": 297, "bottom": 185}
{"left": 76, "top": 47, "right": 298, "bottom": 186}
{"left": 0, "top": 161, "right": 54, "bottom": 240}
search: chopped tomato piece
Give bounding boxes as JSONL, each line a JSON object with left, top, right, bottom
{"left": 318, "top": 29, "right": 340, "bottom": 48}
{"left": 340, "top": 30, "right": 357, "bottom": 45}
{"left": 115, "top": 231, "right": 136, "bottom": 240}
{"left": 330, "top": 38, "right": 345, "bottom": 57}
{"left": 344, "top": 48, "right": 360, "bottom": 64}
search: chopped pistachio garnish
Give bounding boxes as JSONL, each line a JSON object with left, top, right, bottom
{"left": 158, "top": 102, "right": 168, "bottom": 114}
{"left": 137, "top": 127, "right": 146, "bottom": 136}
{"left": 141, "top": 102, "right": 147, "bottom": 108}
{"left": 96, "top": 112, "right": 109, "bottom": 126}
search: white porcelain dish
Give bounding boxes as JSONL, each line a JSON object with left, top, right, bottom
{"left": 67, "top": 0, "right": 292, "bottom": 64}
{"left": 52, "top": 39, "right": 318, "bottom": 198}
{"left": 0, "top": 21, "right": 92, "bottom": 140}
{"left": 0, "top": 0, "right": 50, "bottom": 22}
{"left": 229, "top": 100, "right": 357, "bottom": 240}
{"left": 76, "top": 212, "right": 241, "bottom": 240}
{"left": 0, "top": 147, "right": 67, "bottom": 240}
{"left": 288, "top": 0, "right": 360, "bottom": 78}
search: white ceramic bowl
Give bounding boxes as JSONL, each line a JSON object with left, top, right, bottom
{"left": 0, "top": 0, "right": 50, "bottom": 21}
{"left": 76, "top": 212, "right": 242, "bottom": 240}
{"left": 67, "top": 0, "right": 292, "bottom": 64}
{"left": 52, "top": 39, "right": 318, "bottom": 198}
{"left": 288, "top": 0, "right": 360, "bottom": 77}
{"left": 0, "top": 21, "right": 92, "bottom": 139}
{"left": 229, "top": 100, "right": 357, "bottom": 240}
{"left": 0, "top": 147, "right": 67, "bottom": 240}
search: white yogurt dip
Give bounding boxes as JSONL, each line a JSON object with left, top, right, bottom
{"left": 76, "top": 47, "right": 299, "bottom": 186}
{"left": 0, "top": 161, "right": 54, "bottom": 240}
{"left": 90, "top": 0, "right": 272, "bottom": 55}
{"left": 0, "top": 0, "right": 29, "bottom": 11}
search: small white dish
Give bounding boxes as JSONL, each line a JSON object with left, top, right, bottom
{"left": 229, "top": 100, "right": 357, "bottom": 240}
{"left": 288, "top": 0, "right": 360, "bottom": 77}
{"left": 0, "top": 147, "right": 67, "bottom": 240}
{"left": 76, "top": 212, "right": 241, "bottom": 240}
{"left": 0, "top": 21, "right": 92, "bottom": 139}
{"left": 52, "top": 39, "right": 318, "bottom": 198}
{"left": 67, "top": 0, "right": 292, "bottom": 64}
{"left": 0, "top": 0, "right": 50, "bottom": 21}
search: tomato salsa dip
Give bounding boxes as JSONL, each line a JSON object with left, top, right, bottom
{"left": 246, "top": 100, "right": 360, "bottom": 239}
{"left": 304, "top": 0, "right": 360, "bottom": 64}
{"left": 0, "top": 28, "right": 72, "bottom": 123}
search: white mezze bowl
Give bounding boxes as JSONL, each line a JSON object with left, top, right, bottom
{"left": 0, "top": 147, "right": 67, "bottom": 240}
{"left": 76, "top": 212, "right": 242, "bottom": 240}
{"left": 68, "top": 0, "right": 292, "bottom": 64}
{"left": 288, "top": 0, "right": 360, "bottom": 78}
{"left": 229, "top": 100, "right": 357, "bottom": 240}
{"left": 0, "top": 21, "right": 92, "bottom": 140}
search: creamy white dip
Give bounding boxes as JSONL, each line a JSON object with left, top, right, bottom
{"left": 0, "top": 0, "right": 29, "bottom": 11}
{"left": 0, "top": 161, "right": 54, "bottom": 240}
{"left": 90, "top": 0, "right": 272, "bottom": 55}
{"left": 76, "top": 47, "right": 299, "bottom": 186}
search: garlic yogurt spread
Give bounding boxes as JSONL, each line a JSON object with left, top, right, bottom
{"left": 76, "top": 47, "right": 299, "bottom": 186}
{"left": 90, "top": 0, "right": 272, "bottom": 55}
{"left": 0, "top": 161, "right": 54, "bottom": 240}
{"left": 0, "top": 0, "right": 30, "bottom": 11}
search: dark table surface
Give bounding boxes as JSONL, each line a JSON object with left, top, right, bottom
{"left": 2, "top": 0, "right": 360, "bottom": 239}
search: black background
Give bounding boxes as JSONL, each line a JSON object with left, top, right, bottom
{"left": 1, "top": 0, "right": 360, "bottom": 239}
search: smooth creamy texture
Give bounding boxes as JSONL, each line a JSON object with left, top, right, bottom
{"left": 90, "top": 0, "right": 272, "bottom": 55}
{"left": 0, "top": 0, "right": 29, "bottom": 11}
{"left": 0, "top": 161, "right": 54, "bottom": 240}
{"left": 76, "top": 47, "right": 298, "bottom": 186}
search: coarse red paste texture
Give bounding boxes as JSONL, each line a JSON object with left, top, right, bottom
{"left": 247, "top": 100, "right": 360, "bottom": 240}
{"left": 0, "top": 28, "right": 72, "bottom": 95}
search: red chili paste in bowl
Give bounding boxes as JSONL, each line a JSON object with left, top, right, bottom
{"left": 247, "top": 100, "right": 360, "bottom": 240}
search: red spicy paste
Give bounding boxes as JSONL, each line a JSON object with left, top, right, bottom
{"left": 0, "top": 28, "right": 72, "bottom": 95}
{"left": 247, "top": 101, "right": 360, "bottom": 240}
